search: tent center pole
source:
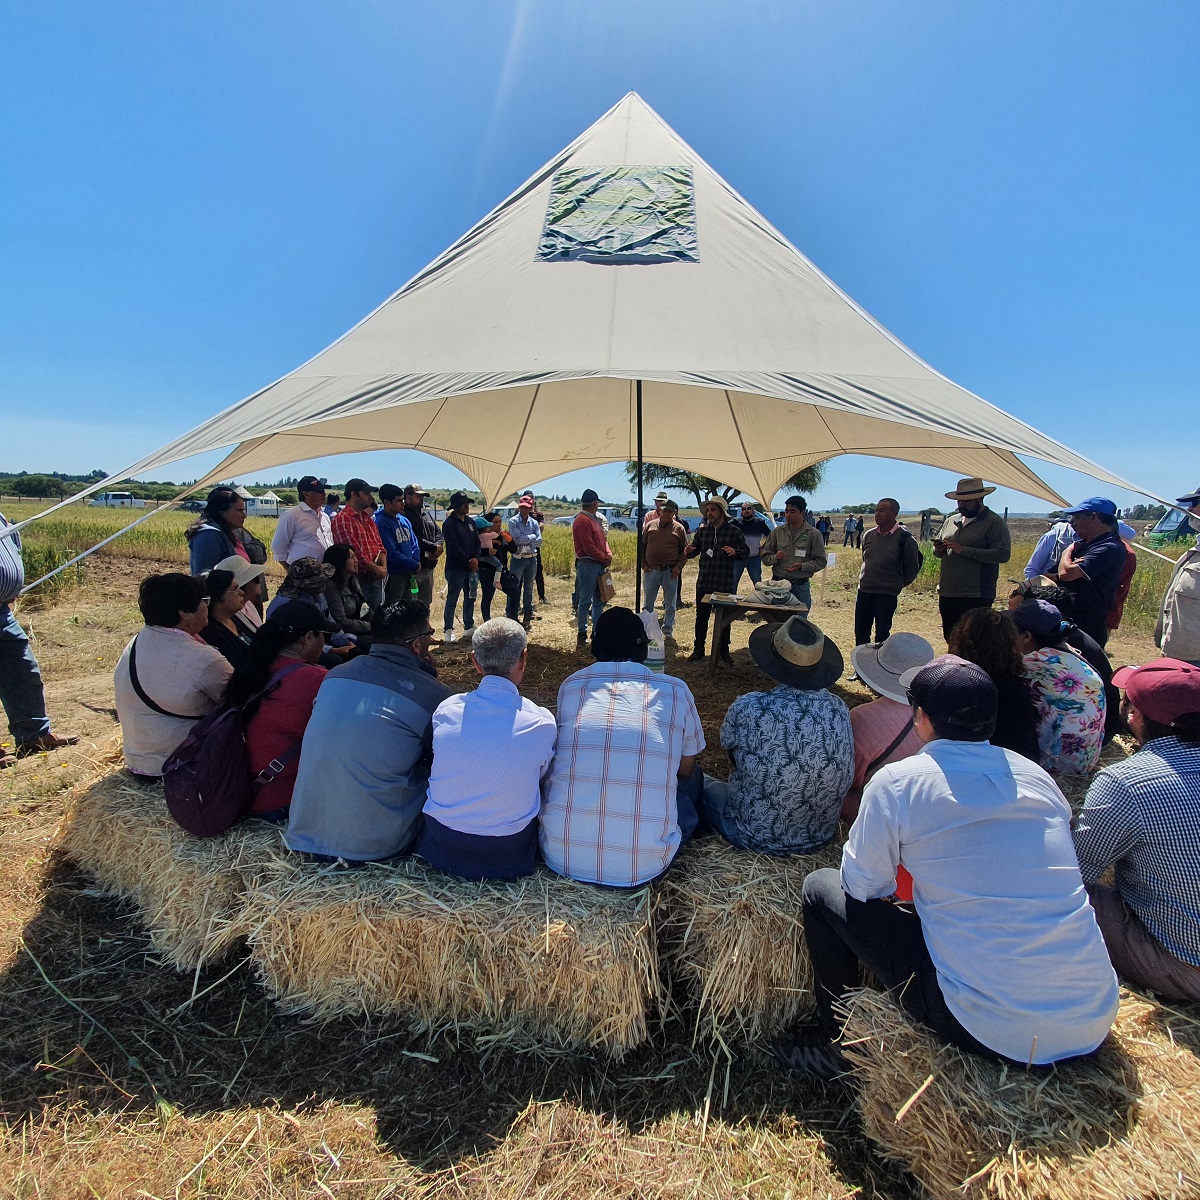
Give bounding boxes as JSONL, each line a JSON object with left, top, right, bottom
{"left": 635, "top": 380, "right": 644, "bottom": 613}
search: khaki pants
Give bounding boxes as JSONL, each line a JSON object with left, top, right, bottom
{"left": 1088, "top": 884, "right": 1200, "bottom": 1002}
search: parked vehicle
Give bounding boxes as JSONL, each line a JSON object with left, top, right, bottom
{"left": 88, "top": 492, "right": 145, "bottom": 508}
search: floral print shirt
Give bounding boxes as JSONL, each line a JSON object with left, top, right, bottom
{"left": 719, "top": 686, "right": 854, "bottom": 854}
{"left": 1022, "top": 648, "right": 1105, "bottom": 776}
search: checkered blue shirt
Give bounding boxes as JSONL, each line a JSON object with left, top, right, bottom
{"left": 1074, "top": 736, "right": 1200, "bottom": 966}
{"left": 0, "top": 513, "right": 25, "bottom": 605}
{"left": 540, "top": 662, "right": 705, "bottom": 887}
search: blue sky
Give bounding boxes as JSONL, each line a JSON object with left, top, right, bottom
{"left": 3, "top": 1, "right": 1196, "bottom": 513}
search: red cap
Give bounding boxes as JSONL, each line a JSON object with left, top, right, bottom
{"left": 518, "top": 492, "right": 535, "bottom": 507}
{"left": 1112, "top": 659, "right": 1200, "bottom": 727}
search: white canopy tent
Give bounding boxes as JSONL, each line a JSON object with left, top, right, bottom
{"left": 11, "top": 92, "right": 1155, "bottom": 542}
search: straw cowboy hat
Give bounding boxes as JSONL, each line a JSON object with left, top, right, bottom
{"left": 850, "top": 632, "right": 935, "bottom": 704}
{"left": 945, "top": 476, "right": 996, "bottom": 501}
{"left": 748, "top": 614, "right": 843, "bottom": 691}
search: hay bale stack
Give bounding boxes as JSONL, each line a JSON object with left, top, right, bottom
{"left": 657, "top": 837, "right": 841, "bottom": 1045}
{"left": 242, "top": 859, "right": 664, "bottom": 1057}
{"left": 840, "top": 987, "right": 1200, "bottom": 1199}
{"left": 59, "top": 771, "right": 285, "bottom": 971}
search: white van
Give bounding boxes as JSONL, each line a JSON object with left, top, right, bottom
{"left": 88, "top": 492, "right": 145, "bottom": 508}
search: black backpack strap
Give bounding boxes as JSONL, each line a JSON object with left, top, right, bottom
{"left": 864, "top": 717, "right": 915, "bottom": 783}
{"left": 128, "top": 637, "right": 194, "bottom": 720}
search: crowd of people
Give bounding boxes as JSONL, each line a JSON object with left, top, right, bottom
{"left": 3, "top": 471, "right": 1199, "bottom": 1085}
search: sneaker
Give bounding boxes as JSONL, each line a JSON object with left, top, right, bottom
{"left": 443, "top": 629, "right": 457, "bottom": 643}
{"left": 576, "top": 632, "right": 588, "bottom": 647}
{"left": 770, "top": 1024, "right": 850, "bottom": 1081}
{"left": 15, "top": 732, "right": 80, "bottom": 758}
{"left": 462, "top": 624, "right": 476, "bottom": 636}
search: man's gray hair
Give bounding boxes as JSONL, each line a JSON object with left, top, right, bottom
{"left": 470, "top": 617, "right": 527, "bottom": 675}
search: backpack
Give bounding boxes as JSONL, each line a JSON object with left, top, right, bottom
{"left": 162, "top": 662, "right": 308, "bottom": 838}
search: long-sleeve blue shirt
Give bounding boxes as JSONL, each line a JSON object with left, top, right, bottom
{"left": 374, "top": 509, "right": 421, "bottom": 575}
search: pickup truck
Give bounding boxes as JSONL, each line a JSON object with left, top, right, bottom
{"left": 88, "top": 492, "right": 146, "bottom": 508}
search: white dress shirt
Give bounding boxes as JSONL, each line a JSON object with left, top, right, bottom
{"left": 271, "top": 502, "right": 333, "bottom": 565}
{"left": 842, "top": 739, "right": 1119, "bottom": 1064}
{"left": 423, "top": 675, "right": 557, "bottom": 836}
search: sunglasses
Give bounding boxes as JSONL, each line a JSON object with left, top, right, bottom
{"left": 403, "top": 628, "right": 436, "bottom": 644}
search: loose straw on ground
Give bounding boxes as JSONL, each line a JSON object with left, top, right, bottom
{"left": 657, "top": 837, "right": 841, "bottom": 1046}
{"left": 839, "top": 986, "right": 1200, "bottom": 1200}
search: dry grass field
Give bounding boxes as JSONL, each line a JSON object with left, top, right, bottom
{"left": 0, "top": 508, "right": 1179, "bottom": 1198}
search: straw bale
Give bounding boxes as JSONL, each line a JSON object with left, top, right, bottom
{"left": 840, "top": 986, "right": 1200, "bottom": 1200}
{"left": 242, "top": 857, "right": 664, "bottom": 1056}
{"left": 59, "top": 771, "right": 286, "bottom": 971}
{"left": 657, "top": 837, "right": 841, "bottom": 1045}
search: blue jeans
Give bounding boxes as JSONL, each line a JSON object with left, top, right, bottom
{"left": 675, "top": 768, "right": 703, "bottom": 844}
{"left": 732, "top": 556, "right": 762, "bottom": 591}
{"left": 443, "top": 567, "right": 475, "bottom": 632}
{"left": 0, "top": 604, "right": 51, "bottom": 744}
{"left": 506, "top": 556, "right": 537, "bottom": 621}
{"left": 789, "top": 578, "right": 813, "bottom": 610}
{"left": 574, "top": 560, "right": 606, "bottom": 635}
{"left": 642, "top": 567, "right": 679, "bottom": 633}
{"left": 700, "top": 774, "right": 752, "bottom": 850}
{"left": 361, "top": 577, "right": 385, "bottom": 610}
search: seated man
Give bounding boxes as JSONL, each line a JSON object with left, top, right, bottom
{"left": 1011, "top": 599, "right": 1105, "bottom": 776}
{"left": 540, "top": 607, "right": 704, "bottom": 888}
{"left": 702, "top": 615, "right": 853, "bottom": 854}
{"left": 842, "top": 632, "right": 935, "bottom": 823}
{"left": 1073, "top": 659, "right": 1200, "bottom": 1002}
{"left": 285, "top": 600, "right": 451, "bottom": 861}
{"left": 774, "top": 655, "right": 1119, "bottom": 1079}
{"left": 416, "top": 618, "right": 556, "bottom": 880}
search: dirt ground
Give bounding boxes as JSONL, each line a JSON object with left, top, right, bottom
{"left": 0, "top": 547, "right": 1159, "bottom": 1198}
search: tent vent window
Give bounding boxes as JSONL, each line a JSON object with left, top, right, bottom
{"left": 537, "top": 165, "right": 697, "bottom": 264}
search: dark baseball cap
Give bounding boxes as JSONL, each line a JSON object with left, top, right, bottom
{"left": 267, "top": 600, "right": 339, "bottom": 637}
{"left": 581, "top": 488, "right": 602, "bottom": 504}
{"left": 404, "top": 483, "right": 429, "bottom": 496}
{"left": 899, "top": 653, "right": 998, "bottom": 738}
{"left": 1010, "top": 599, "right": 1067, "bottom": 640}
{"left": 297, "top": 475, "right": 326, "bottom": 494}
{"left": 1112, "top": 659, "right": 1200, "bottom": 729}
{"left": 449, "top": 491, "right": 471, "bottom": 509}
{"left": 344, "top": 478, "right": 373, "bottom": 496}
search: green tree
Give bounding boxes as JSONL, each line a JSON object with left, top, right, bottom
{"left": 622, "top": 461, "right": 826, "bottom": 511}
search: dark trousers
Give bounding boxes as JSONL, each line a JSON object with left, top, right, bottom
{"left": 694, "top": 583, "right": 731, "bottom": 655}
{"left": 802, "top": 868, "right": 1000, "bottom": 1059}
{"left": 478, "top": 565, "right": 497, "bottom": 621}
{"left": 385, "top": 573, "right": 413, "bottom": 605}
{"left": 854, "top": 591, "right": 899, "bottom": 646}
{"left": 535, "top": 549, "right": 546, "bottom": 602}
{"left": 938, "top": 595, "right": 992, "bottom": 642}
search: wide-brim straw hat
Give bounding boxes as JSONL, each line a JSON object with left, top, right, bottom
{"left": 945, "top": 476, "right": 997, "bottom": 501}
{"left": 748, "top": 614, "right": 843, "bottom": 690}
{"left": 851, "top": 632, "right": 935, "bottom": 703}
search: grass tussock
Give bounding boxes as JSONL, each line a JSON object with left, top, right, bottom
{"left": 840, "top": 987, "right": 1200, "bottom": 1200}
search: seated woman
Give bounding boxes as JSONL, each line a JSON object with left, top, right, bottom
{"left": 211, "top": 555, "right": 265, "bottom": 632}
{"left": 223, "top": 600, "right": 329, "bottom": 819}
{"left": 1011, "top": 599, "right": 1105, "bottom": 776}
{"left": 948, "top": 607, "right": 1041, "bottom": 764}
{"left": 199, "top": 566, "right": 258, "bottom": 668}
{"left": 113, "top": 573, "right": 233, "bottom": 777}
{"left": 322, "top": 544, "right": 373, "bottom": 643}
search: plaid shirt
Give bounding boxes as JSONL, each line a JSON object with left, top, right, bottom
{"left": 686, "top": 519, "right": 749, "bottom": 592}
{"left": 540, "top": 662, "right": 705, "bottom": 887}
{"left": 0, "top": 512, "right": 25, "bottom": 605}
{"left": 1074, "top": 736, "right": 1200, "bottom": 966}
{"left": 331, "top": 505, "right": 385, "bottom": 566}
